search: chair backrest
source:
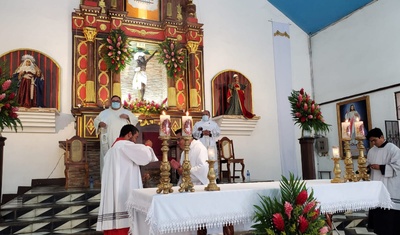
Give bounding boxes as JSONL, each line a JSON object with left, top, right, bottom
{"left": 218, "top": 136, "right": 235, "bottom": 160}
{"left": 65, "top": 135, "right": 87, "bottom": 163}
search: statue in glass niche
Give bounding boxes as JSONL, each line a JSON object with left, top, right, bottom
{"left": 225, "top": 74, "right": 255, "bottom": 119}
{"left": 132, "top": 50, "right": 156, "bottom": 101}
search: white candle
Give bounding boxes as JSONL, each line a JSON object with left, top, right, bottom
{"left": 332, "top": 146, "right": 340, "bottom": 159}
{"left": 341, "top": 120, "right": 351, "bottom": 140}
{"left": 182, "top": 111, "right": 193, "bottom": 137}
{"left": 207, "top": 147, "right": 216, "bottom": 160}
{"left": 354, "top": 118, "right": 365, "bottom": 138}
{"left": 159, "top": 111, "right": 171, "bottom": 136}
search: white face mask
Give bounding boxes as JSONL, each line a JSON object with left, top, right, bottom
{"left": 202, "top": 115, "right": 209, "bottom": 122}
{"left": 111, "top": 102, "right": 121, "bottom": 109}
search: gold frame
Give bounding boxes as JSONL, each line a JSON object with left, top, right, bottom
{"left": 336, "top": 96, "right": 372, "bottom": 158}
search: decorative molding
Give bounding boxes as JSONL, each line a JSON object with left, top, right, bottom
{"left": 3, "top": 108, "right": 60, "bottom": 133}
{"left": 213, "top": 115, "right": 260, "bottom": 136}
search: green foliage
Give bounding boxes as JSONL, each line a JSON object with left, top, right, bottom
{"left": 0, "top": 61, "right": 22, "bottom": 132}
{"left": 252, "top": 173, "right": 330, "bottom": 235}
{"left": 288, "top": 88, "right": 330, "bottom": 135}
{"left": 158, "top": 38, "right": 187, "bottom": 78}
{"left": 102, "top": 29, "right": 132, "bottom": 74}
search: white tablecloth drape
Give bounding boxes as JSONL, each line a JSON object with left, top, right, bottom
{"left": 126, "top": 180, "right": 392, "bottom": 235}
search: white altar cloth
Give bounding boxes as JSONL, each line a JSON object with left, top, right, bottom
{"left": 126, "top": 180, "right": 392, "bottom": 235}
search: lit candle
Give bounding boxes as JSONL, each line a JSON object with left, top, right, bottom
{"left": 332, "top": 146, "right": 340, "bottom": 159}
{"left": 354, "top": 117, "right": 365, "bottom": 138}
{"left": 341, "top": 120, "right": 351, "bottom": 140}
{"left": 159, "top": 111, "right": 171, "bottom": 136}
{"left": 182, "top": 111, "right": 193, "bottom": 137}
{"left": 207, "top": 147, "right": 216, "bottom": 160}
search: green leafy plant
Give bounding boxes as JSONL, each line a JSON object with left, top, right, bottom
{"left": 123, "top": 93, "right": 167, "bottom": 115}
{"left": 102, "top": 29, "right": 132, "bottom": 73}
{"left": 0, "top": 61, "right": 22, "bottom": 132}
{"left": 158, "top": 38, "right": 187, "bottom": 78}
{"left": 288, "top": 88, "right": 330, "bottom": 136}
{"left": 252, "top": 173, "right": 330, "bottom": 235}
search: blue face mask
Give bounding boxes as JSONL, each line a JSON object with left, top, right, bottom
{"left": 111, "top": 102, "right": 121, "bottom": 109}
{"left": 202, "top": 115, "right": 209, "bottom": 122}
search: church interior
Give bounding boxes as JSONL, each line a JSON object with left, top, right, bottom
{"left": 1, "top": 0, "right": 400, "bottom": 234}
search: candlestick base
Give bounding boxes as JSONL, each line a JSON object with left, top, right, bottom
{"left": 330, "top": 158, "right": 344, "bottom": 183}
{"left": 356, "top": 137, "right": 370, "bottom": 181}
{"left": 179, "top": 136, "right": 194, "bottom": 193}
{"left": 343, "top": 138, "right": 358, "bottom": 182}
{"left": 205, "top": 160, "right": 220, "bottom": 191}
{"left": 156, "top": 136, "right": 173, "bottom": 194}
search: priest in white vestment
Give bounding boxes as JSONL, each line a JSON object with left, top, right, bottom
{"left": 96, "top": 124, "right": 158, "bottom": 235}
{"left": 94, "top": 95, "right": 138, "bottom": 174}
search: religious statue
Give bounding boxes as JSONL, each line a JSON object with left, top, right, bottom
{"left": 132, "top": 50, "right": 157, "bottom": 101}
{"left": 225, "top": 74, "right": 255, "bottom": 119}
{"left": 13, "top": 54, "right": 44, "bottom": 108}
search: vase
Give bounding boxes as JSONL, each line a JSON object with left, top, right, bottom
{"left": 301, "top": 129, "right": 313, "bottom": 138}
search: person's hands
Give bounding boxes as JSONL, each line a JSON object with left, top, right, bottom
{"left": 144, "top": 139, "right": 153, "bottom": 147}
{"left": 99, "top": 122, "right": 107, "bottom": 128}
{"left": 170, "top": 159, "right": 181, "bottom": 172}
{"left": 370, "top": 164, "right": 380, "bottom": 170}
{"left": 203, "top": 130, "right": 211, "bottom": 136}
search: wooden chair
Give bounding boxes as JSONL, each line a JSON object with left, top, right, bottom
{"left": 64, "top": 136, "right": 89, "bottom": 189}
{"left": 217, "top": 137, "right": 245, "bottom": 183}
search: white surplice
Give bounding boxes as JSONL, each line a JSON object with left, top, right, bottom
{"left": 178, "top": 139, "right": 209, "bottom": 186}
{"left": 96, "top": 140, "right": 158, "bottom": 232}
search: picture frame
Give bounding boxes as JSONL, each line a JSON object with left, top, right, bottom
{"left": 336, "top": 96, "right": 372, "bottom": 158}
{"left": 395, "top": 91, "right": 400, "bottom": 120}
{"left": 385, "top": 120, "right": 400, "bottom": 148}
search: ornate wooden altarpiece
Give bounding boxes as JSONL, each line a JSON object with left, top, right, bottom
{"left": 71, "top": 0, "right": 205, "bottom": 139}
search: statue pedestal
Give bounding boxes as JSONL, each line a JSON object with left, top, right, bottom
{"left": 299, "top": 137, "right": 316, "bottom": 179}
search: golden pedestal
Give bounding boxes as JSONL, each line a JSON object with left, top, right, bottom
{"left": 179, "top": 136, "right": 194, "bottom": 192}
{"left": 356, "top": 137, "right": 370, "bottom": 181}
{"left": 331, "top": 158, "right": 344, "bottom": 183}
{"left": 156, "top": 136, "right": 173, "bottom": 194}
{"left": 343, "top": 138, "right": 358, "bottom": 182}
{"left": 205, "top": 159, "right": 220, "bottom": 191}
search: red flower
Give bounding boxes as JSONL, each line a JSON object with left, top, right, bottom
{"left": 272, "top": 213, "right": 285, "bottom": 231}
{"left": 298, "top": 215, "right": 309, "bottom": 233}
{"left": 300, "top": 88, "right": 304, "bottom": 95}
{"left": 296, "top": 190, "right": 308, "bottom": 205}
{"left": 8, "top": 92, "right": 15, "bottom": 100}
{"left": 303, "top": 201, "right": 316, "bottom": 213}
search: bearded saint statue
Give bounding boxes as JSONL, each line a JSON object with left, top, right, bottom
{"left": 14, "top": 55, "right": 44, "bottom": 108}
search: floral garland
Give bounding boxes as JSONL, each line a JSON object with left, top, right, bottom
{"left": 158, "top": 38, "right": 187, "bottom": 78}
{"left": 288, "top": 88, "right": 330, "bottom": 135}
{"left": 252, "top": 173, "right": 330, "bottom": 235}
{"left": 123, "top": 93, "right": 167, "bottom": 115}
{"left": 0, "top": 61, "right": 22, "bottom": 132}
{"left": 102, "top": 29, "right": 132, "bottom": 73}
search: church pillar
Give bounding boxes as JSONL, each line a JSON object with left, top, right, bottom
{"left": 83, "top": 27, "right": 97, "bottom": 103}
{"left": 186, "top": 41, "right": 200, "bottom": 111}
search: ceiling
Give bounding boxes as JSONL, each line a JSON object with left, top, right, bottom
{"left": 268, "top": 0, "right": 374, "bottom": 35}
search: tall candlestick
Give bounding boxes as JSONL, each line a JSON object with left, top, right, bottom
{"left": 159, "top": 111, "right": 171, "bottom": 136}
{"left": 341, "top": 120, "right": 351, "bottom": 140}
{"left": 182, "top": 111, "right": 192, "bottom": 137}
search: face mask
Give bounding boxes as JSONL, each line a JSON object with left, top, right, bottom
{"left": 202, "top": 115, "right": 209, "bottom": 122}
{"left": 111, "top": 102, "right": 121, "bottom": 109}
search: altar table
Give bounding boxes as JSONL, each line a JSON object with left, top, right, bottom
{"left": 127, "top": 180, "right": 392, "bottom": 235}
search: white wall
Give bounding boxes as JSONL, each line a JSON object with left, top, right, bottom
{"left": 0, "top": 0, "right": 312, "bottom": 195}
{"left": 311, "top": 0, "right": 400, "bottom": 171}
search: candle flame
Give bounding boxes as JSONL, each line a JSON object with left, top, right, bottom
{"left": 186, "top": 111, "right": 189, "bottom": 116}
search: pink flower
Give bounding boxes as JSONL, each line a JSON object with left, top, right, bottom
{"left": 0, "top": 93, "right": 5, "bottom": 101}
{"left": 298, "top": 94, "right": 303, "bottom": 102}
{"left": 296, "top": 190, "right": 308, "bottom": 205}
{"left": 319, "top": 226, "right": 329, "bottom": 235}
{"left": 308, "top": 115, "right": 313, "bottom": 119}
{"left": 303, "top": 201, "right": 316, "bottom": 213}
{"left": 2, "top": 79, "right": 11, "bottom": 91}
{"left": 108, "top": 46, "right": 113, "bottom": 50}
{"left": 272, "top": 213, "right": 285, "bottom": 231}
{"left": 303, "top": 103, "right": 308, "bottom": 111}
{"left": 107, "top": 38, "right": 112, "bottom": 43}
{"left": 298, "top": 215, "right": 309, "bottom": 233}
{"left": 284, "top": 201, "right": 293, "bottom": 219}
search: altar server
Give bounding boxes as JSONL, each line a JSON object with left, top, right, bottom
{"left": 366, "top": 127, "right": 400, "bottom": 235}
{"left": 96, "top": 124, "right": 158, "bottom": 235}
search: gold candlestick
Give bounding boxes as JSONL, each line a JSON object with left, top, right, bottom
{"left": 356, "top": 137, "right": 370, "bottom": 181}
{"left": 343, "top": 138, "right": 358, "bottom": 182}
{"left": 331, "top": 157, "right": 344, "bottom": 183}
{"left": 179, "top": 136, "right": 194, "bottom": 192}
{"left": 156, "top": 136, "right": 173, "bottom": 194}
{"left": 205, "top": 160, "right": 220, "bottom": 191}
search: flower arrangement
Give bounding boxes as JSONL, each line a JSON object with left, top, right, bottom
{"left": 102, "top": 29, "right": 132, "bottom": 73}
{"left": 123, "top": 94, "right": 167, "bottom": 115}
{"left": 0, "top": 61, "right": 22, "bottom": 132}
{"left": 252, "top": 173, "right": 330, "bottom": 235}
{"left": 158, "top": 38, "right": 187, "bottom": 78}
{"left": 288, "top": 88, "right": 330, "bottom": 136}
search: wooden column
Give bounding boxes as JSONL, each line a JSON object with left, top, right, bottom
{"left": 299, "top": 137, "right": 316, "bottom": 180}
{"left": 0, "top": 136, "right": 6, "bottom": 204}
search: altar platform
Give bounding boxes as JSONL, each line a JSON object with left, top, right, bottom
{"left": 127, "top": 180, "right": 392, "bottom": 235}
